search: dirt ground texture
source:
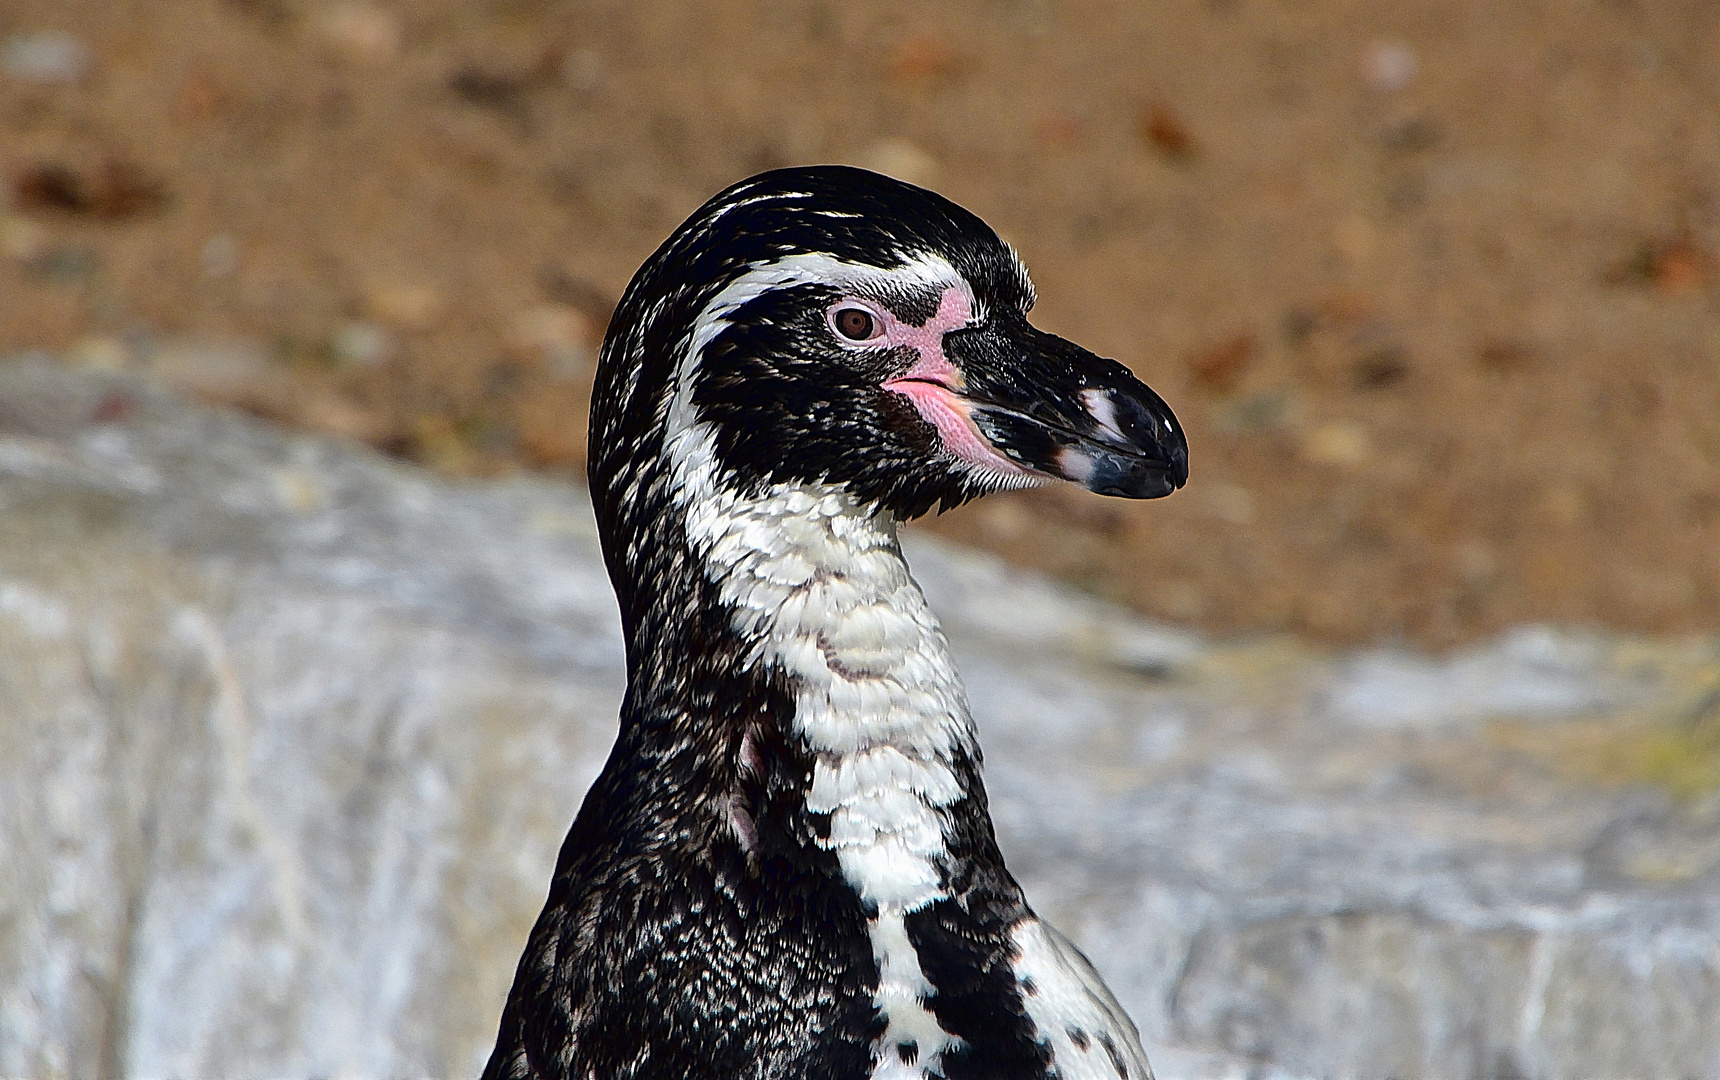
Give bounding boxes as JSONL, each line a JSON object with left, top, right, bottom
{"left": 2, "top": 0, "right": 1717, "bottom": 647}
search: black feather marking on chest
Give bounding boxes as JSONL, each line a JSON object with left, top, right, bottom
{"left": 909, "top": 749, "right": 1050, "bottom": 1080}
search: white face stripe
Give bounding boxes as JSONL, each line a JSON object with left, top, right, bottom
{"left": 663, "top": 421, "right": 971, "bottom": 1078}
{"left": 664, "top": 250, "right": 975, "bottom": 447}
{"left": 661, "top": 249, "right": 1055, "bottom": 505}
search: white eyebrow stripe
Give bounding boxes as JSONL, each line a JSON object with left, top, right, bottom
{"left": 664, "top": 249, "right": 973, "bottom": 441}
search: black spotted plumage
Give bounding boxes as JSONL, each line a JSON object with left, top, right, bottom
{"left": 483, "top": 166, "right": 1185, "bottom": 1080}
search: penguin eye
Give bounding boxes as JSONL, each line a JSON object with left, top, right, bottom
{"left": 832, "top": 306, "right": 881, "bottom": 342}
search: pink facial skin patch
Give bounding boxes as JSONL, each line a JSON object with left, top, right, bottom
{"left": 842, "top": 286, "right": 1048, "bottom": 484}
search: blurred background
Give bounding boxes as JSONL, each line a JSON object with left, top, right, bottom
{"left": 5, "top": 0, "right": 1718, "bottom": 645}
{"left": 4, "top": 1, "right": 1720, "bottom": 1078}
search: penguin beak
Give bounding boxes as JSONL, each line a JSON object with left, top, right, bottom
{"left": 944, "top": 321, "right": 1189, "bottom": 499}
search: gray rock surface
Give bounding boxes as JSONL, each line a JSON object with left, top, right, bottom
{"left": 1, "top": 360, "right": 1717, "bottom": 1079}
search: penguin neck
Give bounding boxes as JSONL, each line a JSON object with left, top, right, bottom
{"left": 657, "top": 419, "right": 992, "bottom": 1077}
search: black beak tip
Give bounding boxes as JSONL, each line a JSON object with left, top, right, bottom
{"left": 1080, "top": 390, "right": 1188, "bottom": 499}
{"left": 1083, "top": 447, "right": 1186, "bottom": 499}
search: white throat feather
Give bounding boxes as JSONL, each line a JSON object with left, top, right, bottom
{"left": 665, "top": 415, "right": 971, "bottom": 1078}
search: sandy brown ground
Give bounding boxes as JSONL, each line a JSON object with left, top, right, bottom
{"left": 2, "top": 0, "right": 1717, "bottom": 646}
